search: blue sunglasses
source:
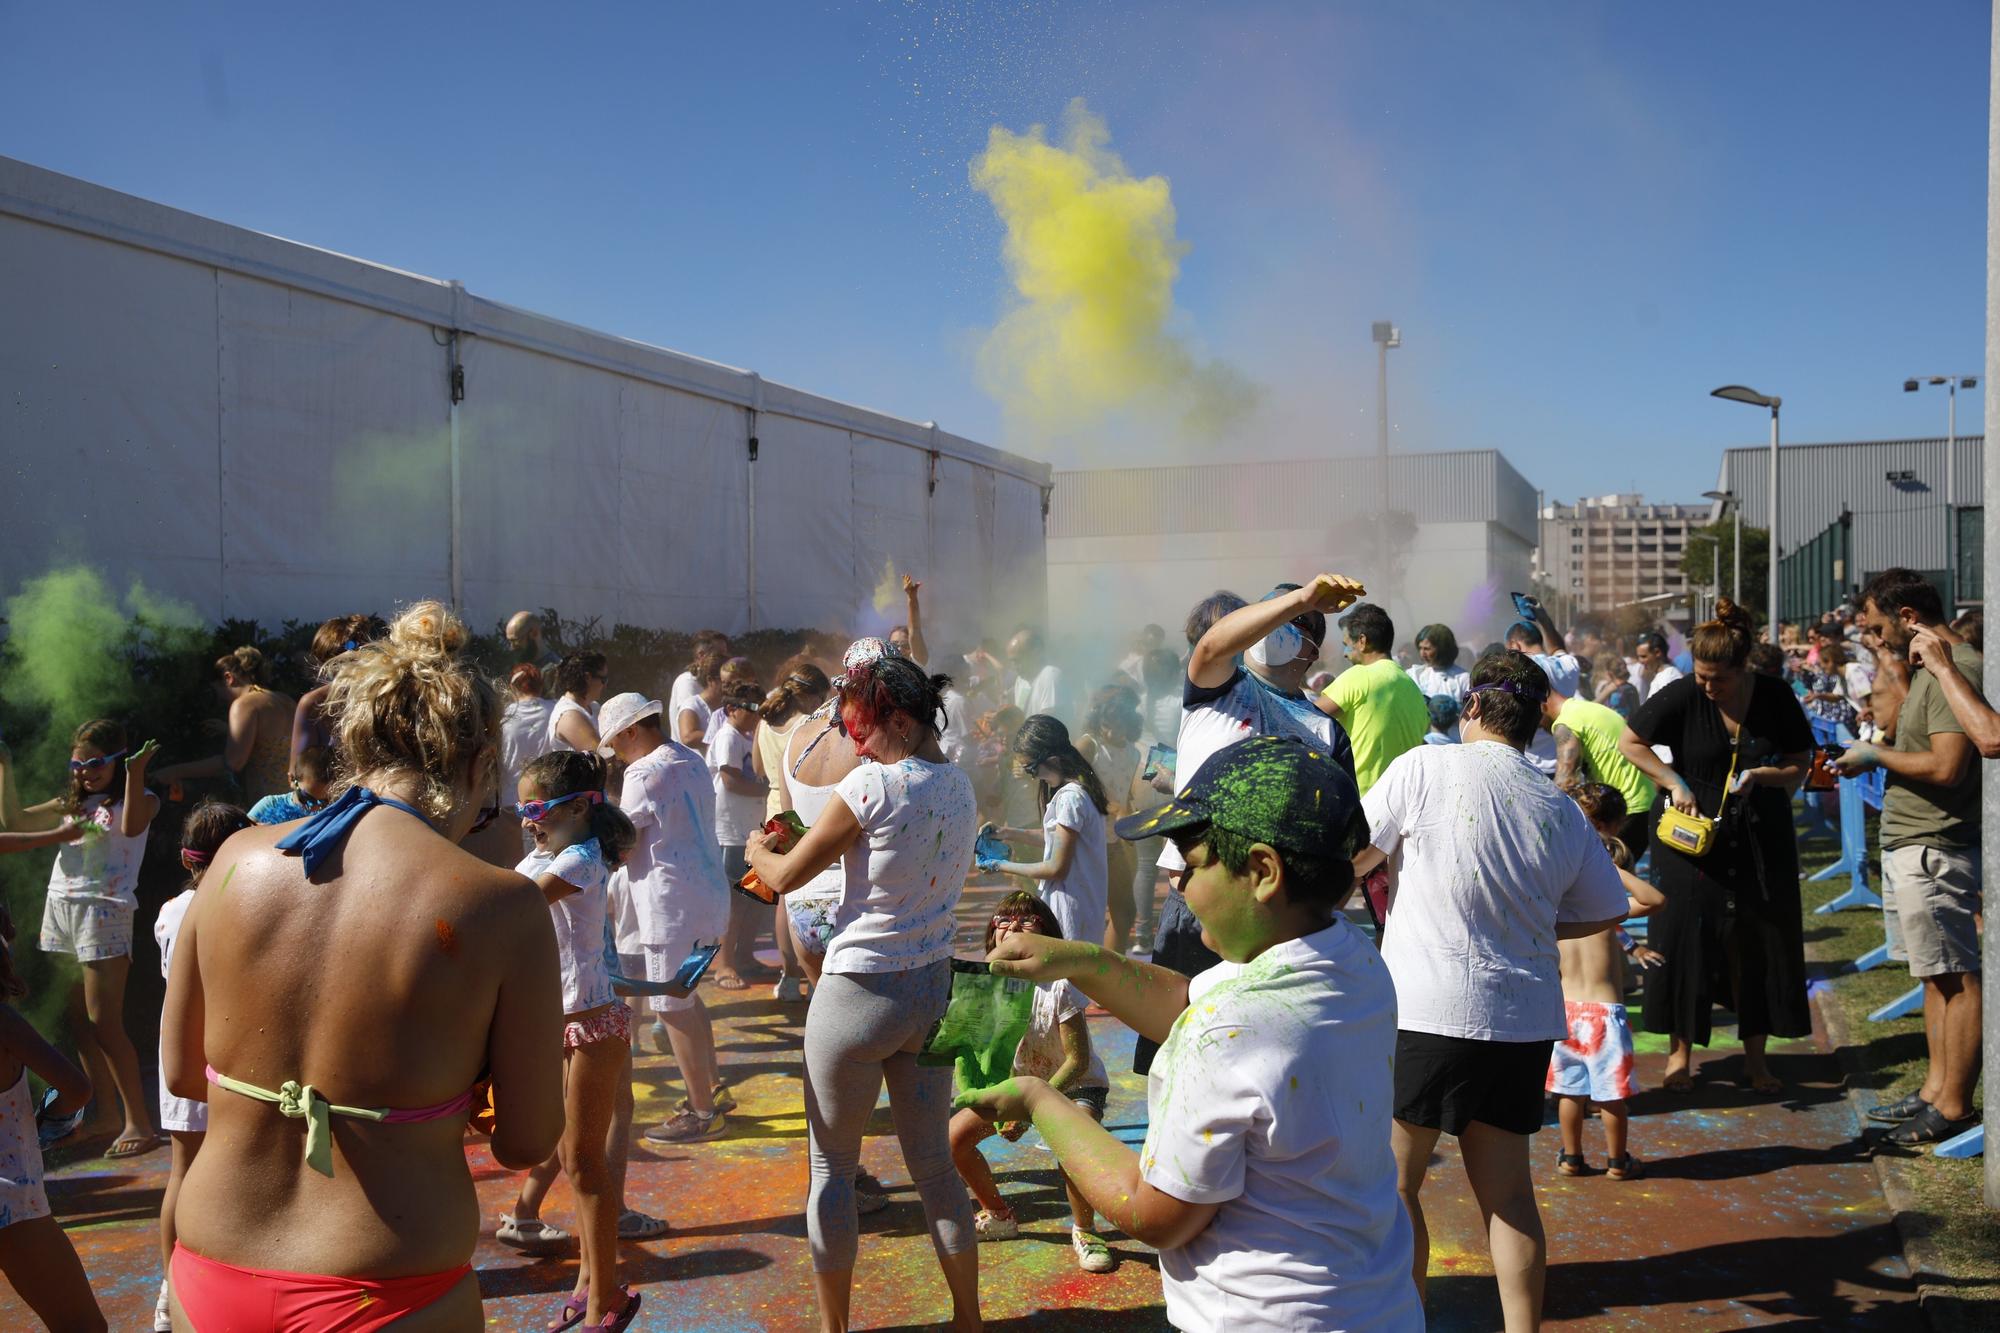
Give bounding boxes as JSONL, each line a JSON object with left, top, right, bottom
{"left": 513, "top": 791, "right": 602, "bottom": 822}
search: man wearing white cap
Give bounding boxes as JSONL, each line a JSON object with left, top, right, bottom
{"left": 597, "top": 692, "right": 733, "bottom": 1143}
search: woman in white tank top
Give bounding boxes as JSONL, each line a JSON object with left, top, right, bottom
{"left": 547, "top": 652, "right": 606, "bottom": 753}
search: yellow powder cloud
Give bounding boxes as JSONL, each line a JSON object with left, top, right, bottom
{"left": 971, "top": 99, "right": 1255, "bottom": 438}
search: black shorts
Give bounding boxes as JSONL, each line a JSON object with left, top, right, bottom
{"left": 1394, "top": 1030, "right": 1554, "bottom": 1137}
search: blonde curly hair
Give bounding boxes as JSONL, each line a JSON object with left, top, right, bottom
{"left": 322, "top": 602, "right": 499, "bottom": 822}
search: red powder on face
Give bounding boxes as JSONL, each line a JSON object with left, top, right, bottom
{"left": 435, "top": 920, "right": 457, "bottom": 955}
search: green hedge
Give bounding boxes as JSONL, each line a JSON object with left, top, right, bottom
{"left": 0, "top": 603, "right": 827, "bottom": 1039}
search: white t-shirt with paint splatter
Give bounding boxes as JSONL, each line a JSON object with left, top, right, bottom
{"left": 824, "top": 758, "right": 976, "bottom": 975}
{"left": 1039, "top": 782, "right": 1108, "bottom": 950}
{"left": 516, "top": 838, "right": 615, "bottom": 1016}
{"left": 1142, "top": 919, "right": 1422, "bottom": 1333}
{"left": 1362, "top": 741, "right": 1629, "bottom": 1043}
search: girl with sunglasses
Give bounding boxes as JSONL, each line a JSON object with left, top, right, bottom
{"left": 0, "top": 719, "right": 164, "bottom": 1160}
{"left": 151, "top": 799, "right": 253, "bottom": 1331}
{"left": 503, "top": 750, "right": 642, "bottom": 1332}
{"left": 947, "top": 891, "right": 1114, "bottom": 1273}
{"left": 980, "top": 716, "right": 1113, "bottom": 967}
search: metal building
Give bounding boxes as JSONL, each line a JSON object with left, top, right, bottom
{"left": 0, "top": 155, "right": 1051, "bottom": 645}
{"left": 1046, "top": 450, "right": 1538, "bottom": 650}
{"left": 1712, "top": 436, "right": 1984, "bottom": 618}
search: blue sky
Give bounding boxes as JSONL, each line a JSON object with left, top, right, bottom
{"left": 3, "top": 0, "right": 1990, "bottom": 502}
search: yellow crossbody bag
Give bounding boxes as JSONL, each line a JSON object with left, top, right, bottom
{"left": 1657, "top": 734, "right": 1743, "bottom": 857}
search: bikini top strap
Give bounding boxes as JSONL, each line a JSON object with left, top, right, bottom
{"left": 274, "top": 786, "right": 433, "bottom": 877}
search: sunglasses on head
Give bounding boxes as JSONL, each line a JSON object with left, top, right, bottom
{"left": 69, "top": 750, "right": 125, "bottom": 773}
{"left": 513, "top": 791, "right": 603, "bottom": 822}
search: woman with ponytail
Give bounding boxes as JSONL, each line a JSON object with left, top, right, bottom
{"left": 1616, "top": 598, "right": 1814, "bottom": 1094}
{"left": 756, "top": 660, "right": 832, "bottom": 1003}
{"left": 981, "top": 715, "right": 1112, "bottom": 957}
{"left": 155, "top": 647, "right": 297, "bottom": 804}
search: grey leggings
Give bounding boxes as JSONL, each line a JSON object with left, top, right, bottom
{"left": 804, "top": 961, "right": 974, "bottom": 1272}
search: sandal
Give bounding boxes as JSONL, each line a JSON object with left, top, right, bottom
{"left": 1866, "top": 1092, "right": 1930, "bottom": 1125}
{"left": 616, "top": 1209, "right": 670, "bottom": 1240}
{"left": 497, "top": 1215, "right": 571, "bottom": 1251}
{"left": 1886, "top": 1104, "right": 1980, "bottom": 1147}
{"left": 1556, "top": 1151, "right": 1589, "bottom": 1176}
{"left": 1661, "top": 1069, "right": 1695, "bottom": 1095}
{"left": 713, "top": 973, "right": 749, "bottom": 991}
{"left": 1742, "top": 1070, "right": 1785, "bottom": 1095}
{"left": 104, "top": 1131, "right": 167, "bottom": 1159}
{"left": 587, "top": 1287, "right": 642, "bottom": 1332}
{"left": 548, "top": 1284, "right": 589, "bottom": 1333}
{"left": 1605, "top": 1153, "right": 1642, "bottom": 1180}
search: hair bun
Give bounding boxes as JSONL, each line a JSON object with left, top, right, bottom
{"left": 387, "top": 601, "right": 469, "bottom": 657}
{"left": 1710, "top": 597, "right": 1752, "bottom": 633}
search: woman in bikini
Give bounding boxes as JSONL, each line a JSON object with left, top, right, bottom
{"left": 161, "top": 602, "right": 565, "bottom": 1331}
{"left": 155, "top": 646, "right": 298, "bottom": 805}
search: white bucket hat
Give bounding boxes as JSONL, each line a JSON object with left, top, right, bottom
{"left": 594, "top": 692, "right": 663, "bottom": 757}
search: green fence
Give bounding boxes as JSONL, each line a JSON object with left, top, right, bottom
{"left": 1779, "top": 510, "right": 1852, "bottom": 624}
{"left": 1958, "top": 505, "right": 1983, "bottom": 606}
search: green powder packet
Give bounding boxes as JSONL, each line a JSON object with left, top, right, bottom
{"left": 920, "top": 960, "right": 1036, "bottom": 1093}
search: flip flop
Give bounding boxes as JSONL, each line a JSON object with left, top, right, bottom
{"left": 104, "top": 1132, "right": 167, "bottom": 1159}
{"left": 1743, "top": 1072, "right": 1785, "bottom": 1095}
{"left": 1662, "top": 1070, "right": 1695, "bottom": 1094}
{"left": 713, "top": 973, "right": 749, "bottom": 991}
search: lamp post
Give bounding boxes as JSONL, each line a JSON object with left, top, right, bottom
{"left": 1702, "top": 488, "right": 1741, "bottom": 605}
{"left": 1903, "top": 374, "right": 1979, "bottom": 608}
{"left": 1372, "top": 321, "right": 1400, "bottom": 595}
{"left": 1711, "top": 386, "right": 1781, "bottom": 643}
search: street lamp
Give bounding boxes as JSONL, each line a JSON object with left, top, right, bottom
{"left": 1903, "top": 374, "right": 1979, "bottom": 607}
{"left": 1711, "top": 385, "right": 1781, "bottom": 643}
{"left": 1372, "top": 321, "right": 1401, "bottom": 595}
{"left": 1702, "top": 488, "right": 1741, "bottom": 605}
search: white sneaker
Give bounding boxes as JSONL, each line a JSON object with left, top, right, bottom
{"left": 1072, "top": 1227, "right": 1115, "bottom": 1272}
{"left": 974, "top": 1209, "right": 1018, "bottom": 1241}
{"left": 154, "top": 1281, "right": 174, "bottom": 1333}
{"left": 775, "top": 975, "right": 808, "bottom": 1003}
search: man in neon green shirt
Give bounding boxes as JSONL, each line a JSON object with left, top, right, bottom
{"left": 1544, "top": 688, "right": 1656, "bottom": 855}
{"left": 1320, "top": 604, "right": 1428, "bottom": 793}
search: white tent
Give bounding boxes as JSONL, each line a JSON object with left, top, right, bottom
{"left": 0, "top": 156, "right": 1051, "bottom": 650}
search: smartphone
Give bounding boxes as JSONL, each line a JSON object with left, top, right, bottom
{"left": 1141, "top": 742, "right": 1176, "bottom": 782}
{"left": 673, "top": 940, "right": 722, "bottom": 991}
{"left": 1511, "top": 592, "right": 1539, "bottom": 623}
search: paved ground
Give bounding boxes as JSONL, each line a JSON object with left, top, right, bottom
{"left": 14, "top": 877, "right": 1920, "bottom": 1330}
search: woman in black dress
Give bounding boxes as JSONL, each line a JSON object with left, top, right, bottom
{"left": 1616, "top": 600, "right": 1814, "bottom": 1092}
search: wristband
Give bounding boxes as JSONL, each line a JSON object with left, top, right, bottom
{"left": 1616, "top": 928, "right": 1637, "bottom": 953}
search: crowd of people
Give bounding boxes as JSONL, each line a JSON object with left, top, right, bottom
{"left": 0, "top": 561, "right": 1982, "bottom": 1332}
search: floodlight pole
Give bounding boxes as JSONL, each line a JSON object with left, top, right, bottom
{"left": 1767, "top": 400, "right": 1781, "bottom": 644}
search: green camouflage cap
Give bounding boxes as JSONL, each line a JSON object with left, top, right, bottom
{"left": 1114, "top": 734, "right": 1368, "bottom": 861}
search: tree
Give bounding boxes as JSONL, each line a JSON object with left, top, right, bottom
{"left": 1681, "top": 521, "right": 1769, "bottom": 617}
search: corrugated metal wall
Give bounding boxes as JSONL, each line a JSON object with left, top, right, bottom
{"left": 1717, "top": 436, "right": 1983, "bottom": 579}
{"left": 1050, "top": 449, "right": 1538, "bottom": 544}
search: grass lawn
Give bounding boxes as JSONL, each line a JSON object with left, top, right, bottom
{"left": 1794, "top": 809, "right": 2000, "bottom": 1329}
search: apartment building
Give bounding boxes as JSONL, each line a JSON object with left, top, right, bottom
{"left": 1535, "top": 494, "right": 1705, "bottom": 617}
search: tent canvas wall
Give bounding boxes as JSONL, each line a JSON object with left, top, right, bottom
{"left": 0, "top": 156, "right": 1051, "bottom": 653}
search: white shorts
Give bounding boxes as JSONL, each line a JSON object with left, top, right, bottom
{"left": 40, "top": 897, "right": 134, "bottom": 963}
{"left": 158, "top": 1042, "right": 208, "bottom": 1134}
{"left": 643, "top": 940, "right": 707, "bottom": 1015}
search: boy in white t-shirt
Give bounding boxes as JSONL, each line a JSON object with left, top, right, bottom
{"left": 959, "top": 736, "right": 1422, "bottom": 1333}
{"left": 707, "top": 683, "right": 770, "bottom": 989}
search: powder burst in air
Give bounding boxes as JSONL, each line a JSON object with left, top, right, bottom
{"left": 970, "top": 99, "right": 1255, "bottom": 440}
